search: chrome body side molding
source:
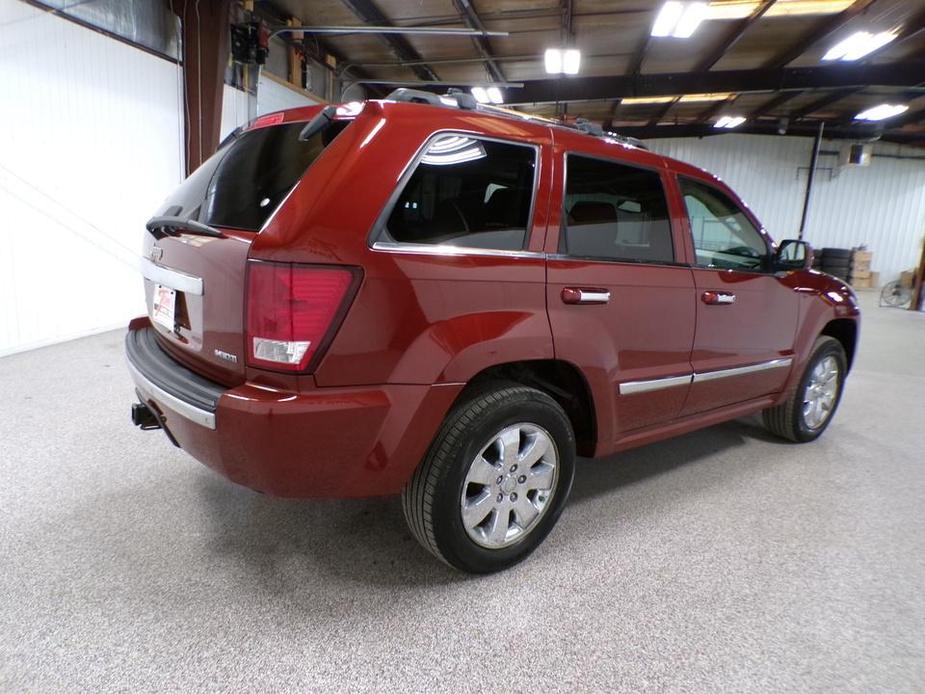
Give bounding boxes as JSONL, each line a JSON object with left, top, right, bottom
{"left": 619, "top": 357, "right": 793, "bottom": 395}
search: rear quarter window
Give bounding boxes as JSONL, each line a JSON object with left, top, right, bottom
{"left": 377, "top": 134, "right": 538, "bottom": 251}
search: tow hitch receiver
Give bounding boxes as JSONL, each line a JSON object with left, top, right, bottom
{"left": 131, "top": 402, "right": 161, "bottom": 430}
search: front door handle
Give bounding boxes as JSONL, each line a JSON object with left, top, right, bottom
{"left": 701, "top": 290, "right": 736, "bottom": 305}
{"left": 562, "top": 287, "right": 611, "bottom": 305}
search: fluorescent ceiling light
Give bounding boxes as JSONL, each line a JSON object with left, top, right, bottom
{"left": 621, "top": 92, "right": 734, "bottom": 105}
{"left": 679, "top": 92, "right": 734, "bottom": 102}
{"left": 652, "top": 1, "right": 708, "bottom": 38}
{"left": 544, "top": 48, "right": 562, "bottom": 74}
{"left": 715, "top": 115, "right": 747, "bottom": 128}
{"left": 562, "top": 49, "right": 581, "bottom": 75}
{"left": 855, "top": 103, "right": 909, "bottom": 121}
{"left": 822, "top": 30, "right": 897, "bottom": 61}
{"left": 545, "top": 48, "right": 581, "bottom": 75}
{"left": 706, "top": 0, "right": 853, "bottom": 20}
{"left": 652, "top": 2, "right": 685, "bottom": 36}
{"left": 486, "top": 87, "right": 504, "bottom": 104}
{"left": 471, "top": 87, "right": 489, "bottom": 104}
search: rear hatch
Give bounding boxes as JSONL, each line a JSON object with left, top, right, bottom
{"left": 141, "top": 111, "right": 349, "bottom": 385}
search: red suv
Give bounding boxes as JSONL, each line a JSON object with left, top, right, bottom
{"left": 127, "top": 91, "right": 859, "bottom": 573}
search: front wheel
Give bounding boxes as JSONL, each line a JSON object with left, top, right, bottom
{"left": 402, "top": 382, "right": 575, "bottom": 573}
{"left": 763, "top": 336, "right": 847, "bottom": 442}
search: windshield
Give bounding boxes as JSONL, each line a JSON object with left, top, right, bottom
{"left": 155, "top": 120, "right": 348, "bottom": 232}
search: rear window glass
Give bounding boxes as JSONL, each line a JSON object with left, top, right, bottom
{"left": 156, "top": 120, "right": 347, "bottom": 232}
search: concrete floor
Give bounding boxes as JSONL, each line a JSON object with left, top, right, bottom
{"left": 1, "top": 291, "right": 923, "bottom": 692}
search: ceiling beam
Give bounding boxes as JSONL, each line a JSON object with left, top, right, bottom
{"left": 750, "top": 91, "right": 800, "bottom": 119}
{"left": 696, "top": 0, "right": 776, "bottom": 71}
{"left": 338, "top": 0, "right": 439, "bottom": 82}
{"left": 507, "top": 60, "right": 925, "bottom": 104}
{"left": 789, "top": 87, "right": 862, "bottom": 120}
{"left": 763, "top": 0, "right": 880, "bottom": 68}
{"left": 452, "top": 0, "right": 505, "bottom": 83}
{"left": 613, "top": 121, "right": 922, "bottom": 144}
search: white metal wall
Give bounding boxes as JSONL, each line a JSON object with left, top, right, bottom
{"left": 647, "top": 134, "right": 925, "bottom": 283}
{"left": 220, "top": 74, "right": 320, "bottom": 140}
{"left": 0, "top": 4, "right": 319, "bottom": 357}
{"left": 0, "top": 1, "right": 184, "bottom": 356}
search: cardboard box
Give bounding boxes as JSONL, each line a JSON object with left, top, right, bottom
{"left": 900, "top": 271, "right": 916, "bottom": 289}
{"left": 853, "top": 250, "right": 873, "bottom": 262}
{"left": 870, "top": 271, "right": 880, "bottom": 287}
{"left": 851, "top": 277, "right": 873, "bottom": 289}
{"left": 850, "top": 269, "right": 871, "bottom": 280}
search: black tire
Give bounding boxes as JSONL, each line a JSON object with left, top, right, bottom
{"left": 821, "top": 248, "right": 852, "bottom": 260}
{"left": 763, "top": 336, "right": 847, "bottom": 443}
{"left": 402, "top": 382, "right": 575, "bottom": 573}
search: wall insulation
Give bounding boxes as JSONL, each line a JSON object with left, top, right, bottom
{"left": 646, "top": 134, "right": 925, "bottom": 284}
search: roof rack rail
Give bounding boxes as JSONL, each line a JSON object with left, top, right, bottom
{"left": 385, "top": 87, "right": 477, "bottom": 110}
{"left": 382, "top": 88, "right": 647, "bottom": 149}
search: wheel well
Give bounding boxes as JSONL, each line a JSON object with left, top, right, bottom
{"left": 821, "top": 319, "right": 858, "bottom": 370}
{"left": 461, "top": 360, "right": 597, "bottom": 457}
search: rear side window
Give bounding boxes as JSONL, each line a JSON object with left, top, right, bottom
{"left": 156, "top": 120, "right": 348, "bottom": 232}
{"left": 561, "top": 155, "right": 674, "bottom": 263}
{"left": 379, "top": 135, "right": 537, "bottom": 251}
{"left": 679, "top": 177, "right": 768, "bottom": 271}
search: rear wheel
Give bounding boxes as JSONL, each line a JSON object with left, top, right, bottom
{"left": 763, "top": 336, "right": 846, "bottom": 442}
{"left": 402, "top": 382, "right": 575, "bottom": 573}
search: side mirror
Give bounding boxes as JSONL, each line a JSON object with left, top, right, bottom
{"left": 775, "top": 239, "right": 813, "bottom": 271}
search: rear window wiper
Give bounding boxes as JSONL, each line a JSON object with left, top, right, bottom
{"left": 146, "top": 216, "right": 225, "bottom": 239}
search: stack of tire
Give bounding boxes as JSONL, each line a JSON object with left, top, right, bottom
{"left": 818, "top": 248, "right": 852, "bottom": 281}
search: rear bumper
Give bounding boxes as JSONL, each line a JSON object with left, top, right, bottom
{"left": 125, "top": 321, "right": 462, "bottom": 497}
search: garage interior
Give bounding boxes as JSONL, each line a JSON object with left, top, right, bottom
{"left": 1, "top": 0, "right": 924, "bottom": 691}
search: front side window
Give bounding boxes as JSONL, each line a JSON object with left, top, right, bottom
{"left": 561, "top": 155, "right": 674, "bottom": 264}
{"left": 680, "top": 177, "right": 768, "bottom": 271}
{"left": 380, "top": 135, "right": 537, "bottom": 251}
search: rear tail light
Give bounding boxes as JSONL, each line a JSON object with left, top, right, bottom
{"left": 245, "top": 261, "right": 358, "bottom": 372}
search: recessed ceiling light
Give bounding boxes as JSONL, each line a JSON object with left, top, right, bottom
{"left": 652, "top": 2, "right": 708, "bottom": 38}
{"left": 715, "top": 115, "right": 747, "bottom": 128}
{"left": 822, "top": 30, "right": 897, "bottom": 61}
{"left": 679, "top": 92, "right": 734, "bottom": 102}
{"left": 485, "top": 87, "right": 504, "bottom": 104}
{"left": 855, "top": 103, "right": 909, "bottom": 121}
{"left": 544, "top": 48, "right": 581, "bottom": 75}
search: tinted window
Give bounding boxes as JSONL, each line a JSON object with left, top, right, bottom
{"left": 561, "top": 155, "right": 674, "bottom": 263}
{"left": 680, "top": 177, "right": 768, "bottom": 271}
{"left": 381, "top": 135, "right": 536, "bottom": 250}
{"left": 157, "top": 120, "right": 347, "bottom": 232}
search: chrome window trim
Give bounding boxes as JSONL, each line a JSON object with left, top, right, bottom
{"left": 693, "top": 357, "right": 793, "bottom": 383}
{"left": 367, "top": 130, "right": 542, "bottom": 252}
{"left": 619, "top": 373, "right": 693, "bottom": 395}
{"left": 127, "top": 360, "right": 216, "bottom": 430}
{"left": 618, "top": 357, "right": 793, "bottom": 395}
{"left": 140, "top": 258, "right": 204, "bottom": 296}
{"left": 371, "top": 241, "right": 545, "bottom": 260}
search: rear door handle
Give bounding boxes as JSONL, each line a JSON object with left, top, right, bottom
{"left": 701, "top": 290, "right": 736, "bottom": 305}
{"left": 562, "top": 287, "right": 610, "bottom": 305}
